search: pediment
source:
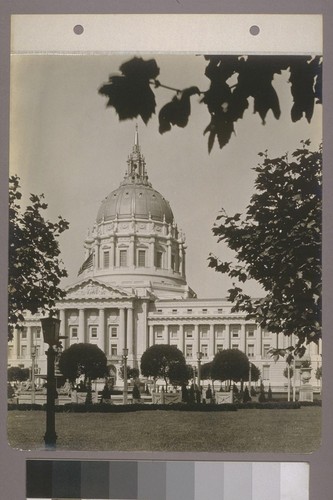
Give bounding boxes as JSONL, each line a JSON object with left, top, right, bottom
{"left": 64, "top": 278, "right": 132, "bottom": 301}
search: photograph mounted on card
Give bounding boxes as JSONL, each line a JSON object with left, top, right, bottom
{"left": 7, "top": 14, "right": 322, "bottom": 453}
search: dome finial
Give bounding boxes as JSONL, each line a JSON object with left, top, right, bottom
{"left": 134, "top": 123, "right": 139, "bottom": 147}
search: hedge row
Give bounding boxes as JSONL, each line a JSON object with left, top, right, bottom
{"left": 8, "top": 400, "right": 321, "bottom": 413}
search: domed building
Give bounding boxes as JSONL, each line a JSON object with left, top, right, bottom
{"left": 7, "top": 129, "right": 322, "bottom": 394}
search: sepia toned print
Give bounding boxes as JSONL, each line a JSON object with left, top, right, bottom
{"left": 8, "top": 51, "right": 322, "bottom": 452}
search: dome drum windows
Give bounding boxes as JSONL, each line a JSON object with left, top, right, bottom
{"left": 103, "top": 250, "right": 110, "bottom": 269}
{"left": 137, "top": 249, "right": 147, "bottom": 268}
{"left": 119, "top": 249, "right": 128, "bottom": 268}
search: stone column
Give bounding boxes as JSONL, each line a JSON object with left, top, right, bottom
{"left": 149, "top": 325, "right": 154, "bottom": 347}
{"left": 119, "top": 308, "right": 126, "bottom": 353}
{"left": 209, "top": 324, "right": 215, "bottom": 357}
{"left": 59, "top": 309, "right": 67, "bottom": 348}
{"left": 127, "top": 307, "right": 134, "bottom": 356}
{"left": 27, "top": 326, "right": 32, "bottom": 356}
{"left": 241, "top": 324, "right": 246, "bottom": 353}
{"left": 167, "top": 239, "right": 172, "bottom": 270}
{"left": 177, "top": 243, "right": 183, "bottom": 275}
{"left": 12, "top": 329, "right": 18, "bottom": 359}
{"left": 149, "top": 237, "right": 155, "bottom": 268}
{"left": 225, "top": 324, "right": 231, "bottom": 349}
{"left": 180, "top": 324, "right": 185, "bottom": 354}
{"left": 98, "top": 308, "right": 105, "bottom": 351}
{"left": 194, "top": 324, "right": 200, "bottom": 355}
{"left": 129, "top": 236, "right": 135, "bottom": 267}
{"left": 257, "top": 326, "right": 263, "bottom": 356}
{"left": 110, "top": 235, "right": 115, "bottom": 268}
{"left": 78, "top": 309, "right": 85, "bottom": 343}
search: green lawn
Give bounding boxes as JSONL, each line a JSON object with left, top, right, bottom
{"left": 7, "top": 407, "right": 321, "bottom": 453}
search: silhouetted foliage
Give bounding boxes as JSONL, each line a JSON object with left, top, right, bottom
{"left": 211, "top": 349, "right": 250, "bottom": 383}
{"left": 9, "top": 175, "right": 69, "bottom": 341}
{"left": 209, "top": 143, "right": 321, "bottom": 355}
{"left": 140, "top": 344, "right": 186, "bottom": 389}
{"left": 243, "top": 386, "right": 252, "bottom": 403}
{"left": 58, "top": 343, "right": 108, "bottom": 387}
{"left": 200, "top": 361, "right": 213, "bottom": 380}
{"left": 243, "top": 363, "right": 261, "bottom": 382}
{"left": 99, "top": 55, "right": 322, "bottom": 152}
{"left": 169, "top": 363, "right": 193, "bottom": 388}
{"left": 8, "top": 366, "right": 30, "bottom": 382}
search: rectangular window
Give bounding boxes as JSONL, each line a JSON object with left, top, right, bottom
{"left": 246, "top": 325, "right": 256, "bottom": 337}
{"left": 138, "top": 249, "right": 146, "bottom": 267}
{"left": 21, "top": 329, "right": 27, "bottom": 339}
{"left": 110, "top": 326, "right": 118, "bottom": 338}
{"left": 103, "top": 250, "right": 110, "bottom": 268}
{"left": 200, "top": 326, "right": 209, "bottom": 339}
{"left": 247, "top": 344, "right": 255, "bottom": 358}
{"left": 230, "top": 325, "right": 240, "bottom": 338}
{"left": 263, "top": 344, "right": 271, "bottom": 358}
{"left": 71, "top": 327, "right": 78, "bottom": 338}
{"left": 201, "top": 344, "right": 208, "bottom": 358}
{"left": 185, "top": 345, "right": 193, "bottom": 358}
{"left": 169, "top": 326, "right": 178, "bottom": 339}
{"left": 35, "top": 328, "right": 41, "bottom": 339}
{"left": 215, "top": 325, "right": 225, "bottom": 338}
{"left": 21, "top": 345, "right": 27, "bottom": 357}
{"left": 185, "top": 327, "right": 194, "bottom": 339}
{"left": 154, "top": 326, "right": 164, "bottom": 339}
{"left": 202, "top": 308, "right": 208, "bottom": 314}
{"left": 90, "top": 326, "right": 98, "bottom": 338}
{"left": 119, "top": 249, "right": 127, "bottom": 267}
{"left": 187, "top": 308, "right": 192, "bottom": 314}
{"left": 156, "top": 251, "right": 163, "bottom": 268}
{"left": 172, "top": 309, "right": 178, "bottom": 314}
{"left": 232, "top": 343, "right": 239, "bottom": 349}
{"left": 217, "top": 308, "right": 223, "bottom": 314}
{"left": 171, "top": 254, "right": 176, "bottom": 271}
{"left": 263, "top": 365, "right": 270, "bottom": 380}
{"left": 263, "top": 329, "right": 271, "bottom": 337}
{"left": 156, "top": 309, "right": 162, "bottom": 314}
{"left": 216, "top": 344, "right": 223, "bottom": 353}
{"left": 111, "top": 344, "right": 117, "bottom": 356}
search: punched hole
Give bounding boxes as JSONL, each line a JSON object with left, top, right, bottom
{"left": 73, "top": 24, "right": 84, "bottom": 35}
{"left": 249, "top": 25, "right": 260, "bottom": 36}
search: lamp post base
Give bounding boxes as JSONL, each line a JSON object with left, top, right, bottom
{"left": 44, "top": 431, "right": 57, "bottom": 450}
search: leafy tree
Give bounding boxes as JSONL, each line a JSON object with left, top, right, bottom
{"left": 8, "top": 366, "right": 29, "bottom": 382}
{"left": 209, "top": 143, "right": 321, "bottom": 355}
{"left": 243, "top": 363, "right": 261, "bottom": 383}
{"left": 9, "top": 175, "right": 69, "bottom": 340}
{"left": 99, "top": 55, "right": 321, "bottom": 152}
{"left": 283, "top": 366, "right": 294, "bottom": 380}
{"left": 58, "top": 343, "right": 108, "bottom": 391}
{"left": 140, "top": 344, "right": 186, "bottom": 391}
{"left": 200, "top": 361, "right": 213, "bottom": 380}
{"left": 169, "top": 363, "right": 193, "bottom": 388}
{"left": 315, "top": 366, "right": 322, "bottom": 380}
{"left": 211, "top": 348, "right": 250, "bottom": 385}
{"left": 243, "top": 386, "right": 251, "bottom": 403}
{"left": 119, "top": 365, "right": 140, "bottom": 381}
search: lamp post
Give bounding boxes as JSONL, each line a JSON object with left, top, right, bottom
{"left": 31, "top": 345, "right": 37, "bottom": 405}
{"left": 248, "top": 362, "right": 252, "bottom": 394}
{"left": 122, "top": 348, "right": 129, "bottom": 405}
{"left": 196, "top": 351, "right": 203, "bottom": 390}
{"left": 41, "top": 316, "right": 63, "bottom": 449}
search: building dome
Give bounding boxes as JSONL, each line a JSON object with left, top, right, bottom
{"left": 96, "top": 127, "right": 173, "bottom": 224}
{"left": 97, "top": 183, "right": 173, "bottom": 224}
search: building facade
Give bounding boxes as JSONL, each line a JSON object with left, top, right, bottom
{"left": 8, "top": 130, "right": 322, "bottom": 391}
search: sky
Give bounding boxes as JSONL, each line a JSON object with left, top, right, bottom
{"left": 10, "top": 53, "right": 322, "bottom": 298}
